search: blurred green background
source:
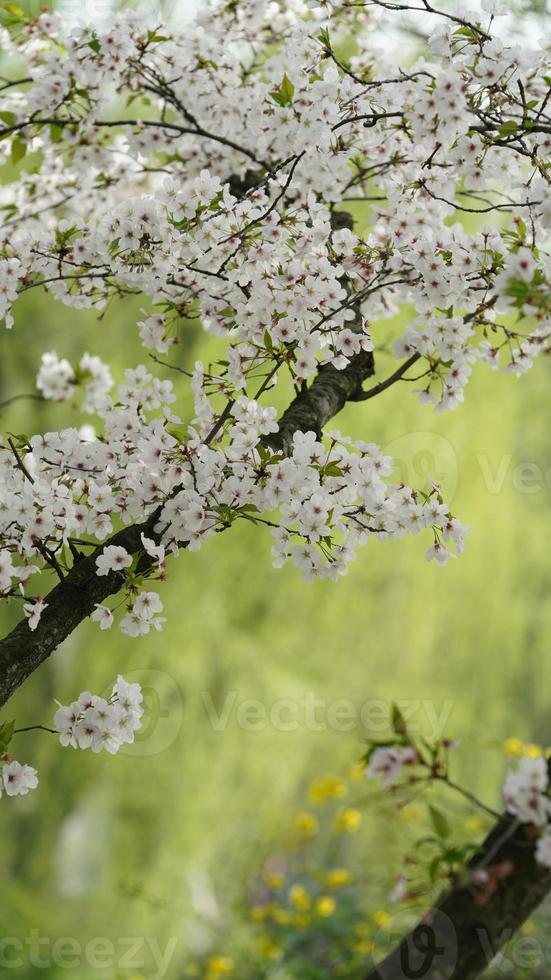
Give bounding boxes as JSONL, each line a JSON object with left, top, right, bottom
{"left": 1, "top": 1, "right": 551, "bottom": 977}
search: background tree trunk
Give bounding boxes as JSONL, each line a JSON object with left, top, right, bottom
{"left": 365, "top": 816, "right": 551, "bottom": 980}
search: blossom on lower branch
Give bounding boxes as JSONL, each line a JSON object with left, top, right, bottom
{"left": 54, "top": 675, "right": 143, "bottom": 753}
{"left": 33, "top": 419, "right": 468, "bottom": 638}
{"left": 503, "top": 755, "right": 551, "bottom": 869}
{"left": 0, "top": 676, "right": 143, "bottom": 803}
{"left": 0, "top": 760, "right": 38, "bottom": 797}
{"left": 364, "top": 723, "right": 551, "bottom": 881}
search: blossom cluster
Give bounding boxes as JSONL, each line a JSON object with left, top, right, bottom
{"left": 0, "top": 363, "right": 466, "bottom": 633}
{"left": 367, "top": 743, "right": 551, "bottom": 874}
{"left": 0, "top": 759, "right": 38, "bottom": 798}
{"left": 366, "top": 745, "right": 418, "bottom": 786}
{"left": 54, "top": 675, "right": 143, "bottom": 753}
{"left": 503, "top": 755, "right": 551, "bottom": 869}
{"left": 0, "top": 0, "right": 549, "bottom": 630}
{"left": 0, "top": 675, "right": 142, "bottom": 803}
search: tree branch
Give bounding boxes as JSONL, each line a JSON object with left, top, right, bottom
{"left": 264, "top": 350, "right": 375, "bottom": 454}
{"left": 365, "top": 815, "right": 551, "bottom": 980}
{"left": 0, "top": 344, "right": 375, "bottom": 708}
{"left": 0, "top": 522, "right": 150, "bottom": 708}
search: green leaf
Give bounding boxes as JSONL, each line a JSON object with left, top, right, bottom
{"left": 280, "top": 74, "right": 295, "bottom": 102}
{"left": 2, "top": 2, "right": 25, "bottom": 18}
{"left": 0, "top": 111, "right": 16, "bottom": 126}
{"left": 166, "top": 425, "right": 187, "bottom": 444}
{"left": 7, "top": 432, "right": 29, "bottom": 443}
{"left": 497, "top": 120, "right": 519, "bottom": 137}
{"left": 50, "top": 124, "right": 63, "bottom": 144}
{"left": 318, "top": 27, "right": 330, "bottom": 48}
{"left": 322, "top": 462, "right": 344, "bottom": 478}
{"left": 428, "top": 804, "right": 451, "bottom": 841}
{"left": 147, "top": 31, "right": 170, "bottom": 43}
{"left": 0, "top": 720, "right": 15, "bottom": 755}
{"left": 11, "top": 136, "right": 26, "bottom": 165}
{"left": 453, "top": 26, "right": 477, "bottom": 40}
{"left": 88, "top": 36, "right": 101, "bottom": 53}
{"left": 429, "top": 855, "right": 442, "bottom": 882}
{"left": 391, "top": 703, "right": 407, "bottom": 736}
{"left": 270, "top": 73, "right": 295, "bottom": 108}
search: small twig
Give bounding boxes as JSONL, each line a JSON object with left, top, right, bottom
{"left": 13, "top": 724, "right": 57, "bottom": 735}
{"left": 148, "top": 354, "right": 193, "bottom": 377}
{"left": 7, "top": 437, "right": 34, "bottom": 485}
{"left": 0, "top": 393, "right": 45, "bottom": 415}
{"left": 437, "top": 774, "right": 502, "bottom": 821}
{"left": 353, "top": 353, "right": 421, "bottom": 401}
{"left": 7, "top": 439, "right": 66, "bottom": 580}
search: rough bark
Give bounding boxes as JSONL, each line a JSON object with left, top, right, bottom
{"left": 265, "top": 349, "right": 375, "bottom": 454}
{"left": 0, "top": 521, "right": 151, "bottom": 707}
{"left": 365, "top": 816, "right": 551, "bottom": 980}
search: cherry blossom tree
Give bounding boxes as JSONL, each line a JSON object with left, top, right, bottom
{"left": 0, "top": 0, "right": 550, "bottom": 975}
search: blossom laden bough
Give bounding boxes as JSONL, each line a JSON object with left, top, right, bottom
{"left": 0, "top": 0, "right": 549, "bottom": 639}
{"left": 0, "top": 3, "right": 549, "bottom": 967}
{"left": 0, "top": 0, "right": 547, "bottom": 783}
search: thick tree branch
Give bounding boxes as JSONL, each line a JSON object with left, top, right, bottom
{"left": 365, "top": 815, "right": 551, "bottom": 980}
{"left": 265, "top": 350, "right": 375, "bottom": 454}
{"left": 0, "top": 522, "right": 150, "bottom": 708}
{"left": 0, "top": 201, "right": 380, "bottom": 707}
{"left": 0, "top": 342, "right": 375, "bottom": 708}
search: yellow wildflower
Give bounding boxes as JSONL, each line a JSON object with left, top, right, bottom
{"left": 264, "top": 871, "right": 285, "bottom": 889}
{"left": 308, "top": 774, "right": 347, "bottom": 804}
{"left": 355, "top": 939, "right": 375, "bottom": 955}
{"left": 256, "top": 939, "right": 282, "bottom": 960}
{"left": 372, "top": 910, "right": 391, "bottom": 928}
{"left": 503, "top": 737, "right": 524, "bottom": 757}
{"left": 334, "top": 807, "right": 362, "bottom": 832}
{"left": 465, "top": 816, "right": 484, "bottom": 833}
{"left": 289, "top": 884, "right": 311, "bottom": 910}
{"left": 295, "top": 811, "right": 319, "bottom": 836}
{"left": 326, "top": 868, "right": 353, "bottom": 888}
{"left": 315, "top": 895, "right": 336, "bottom": 917}
{"left": 206, "top": 956, "right": 233, "bottom": 977}
{"left": 272, "top": 905, "right": 292, "bottom": 925}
